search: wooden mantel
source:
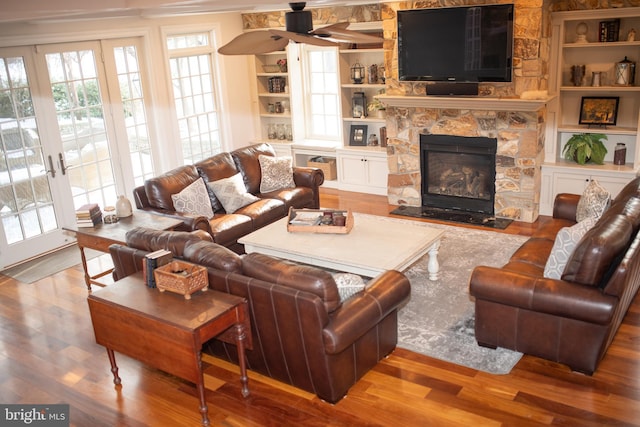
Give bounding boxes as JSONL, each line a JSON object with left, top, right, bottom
{"left": 377, "top": 95, "right": 555, "bottom": 112}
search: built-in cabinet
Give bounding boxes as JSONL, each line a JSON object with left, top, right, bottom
{"left": 542, "top": 7, "right": 640, "bottom": 215}
{"left": 249, "top": 23, "right": 388, "bottom": 195}
{"left": 337, "top": 147, "right": 388, "bottom": 195}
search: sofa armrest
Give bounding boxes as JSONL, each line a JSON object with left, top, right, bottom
{"left": 322, "top": 270, "right": 411, "bottom": 354}
{"left": 133, "top": 206, "right": 210, "bottom": 233}
{"left": 293, "top": 166, "right": 325, "bottom": 188}
{"left": 108, "top": 244, "right": 147, "bottom": 281}
{"left": 469, "top": 265, "right": 616, "bottom": 325}
{"left": 553, "top": 193, "right": 580, "bottom": 221}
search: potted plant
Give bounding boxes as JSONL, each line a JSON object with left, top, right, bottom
{"left": 562, "top": 133, "right": 608, "bottom": 165}
{"left": 367, "top": 98, "right": 386, "bottom": 118}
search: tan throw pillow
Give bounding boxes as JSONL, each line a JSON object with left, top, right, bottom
{"left": 576, "top": 179, "right": 610, "bottom": 222}
{"left": 258, "top": 154, "right": 296, "bottom": 193}
{"left": 207, "top": 173, "right": 259, "bottom": 213}
{"left": 170, "top": 178, "right": 214, "bottom": 219}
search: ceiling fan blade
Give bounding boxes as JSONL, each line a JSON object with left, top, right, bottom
{"left": 312, "top": 23, "right": 384, "bottom": 44}
{"left": 269, "top": 29, "right": 337, "bottom": 47}
{"left": 218, "top": 31, "right": 289, "bottom": 55}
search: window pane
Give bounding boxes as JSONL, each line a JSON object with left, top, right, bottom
{"left": 304, "top": 47, "right": 339, "bottom": 140}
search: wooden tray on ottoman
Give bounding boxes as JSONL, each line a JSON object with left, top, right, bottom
{"left": 287, "top": 208, "right": 354, "bottom": 234}
{"left": 154, "top": 260, "right": 208, "bottom": 299}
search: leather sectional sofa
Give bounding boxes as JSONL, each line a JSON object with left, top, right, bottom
{"left": 132, "top": 143, "right": 324, "bottom": 252}
{"left": 470, "top": 176, "right": 640, "bottom": 374}
{"left": 108, "top": 228, "right": 411, "bottom": 403}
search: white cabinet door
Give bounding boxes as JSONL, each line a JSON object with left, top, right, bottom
{"left": 554, "top": 172, "right": 629, "bottom": 199}
{"left": 337, "top": 150, "right": 388, "bottom": 195}
{"left": 541, "top": 167, "right": 634, "bottom": 215}
{"left": 339, "top": 154, "right": 367, "bottom": 185}
{"left": 367, "top": 156, "right": 389, "bottom": 189}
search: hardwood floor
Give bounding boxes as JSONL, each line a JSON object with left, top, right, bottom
{"left": 0, "top": 188, "right": 639, "bottom": 426}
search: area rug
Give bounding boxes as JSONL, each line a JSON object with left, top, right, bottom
{"left": 389, "top": 218, "right": 528, "bottom": 374}
{"left": 1, "top": 245, "right": 101, "bottom": 284}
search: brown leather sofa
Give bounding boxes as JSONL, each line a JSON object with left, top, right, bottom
{"left": 132, "top": 143, "right": 324, "bottom": 252}
{"left": 109, "top": 228, "right": 411, "bottom": 403}
{"left": 470, "top": 176, "right": 640, "bottom": 374}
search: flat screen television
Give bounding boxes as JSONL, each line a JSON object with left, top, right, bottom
{"left": 397, "top": 4, "right": 514, "bottom": 83}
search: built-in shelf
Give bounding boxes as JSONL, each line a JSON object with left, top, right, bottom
{"left": 377, "top": 95, "right": 555, "bottom": 111}
{"left": 557, "top": 125, "right": 637, "bottom": 135}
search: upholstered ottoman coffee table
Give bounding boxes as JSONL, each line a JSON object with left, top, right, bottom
{"left": 239, "top": 213, "right": 444, "bottom": 279}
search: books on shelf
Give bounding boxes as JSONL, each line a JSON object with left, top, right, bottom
{"left": 75, "top": 203, "right": 102, "bottom": 227}
{"left": 143, "top": 249, "right": 173, "bottom": 288}
{"left": 599, "top": 19, "right": 620, "bottom": 42}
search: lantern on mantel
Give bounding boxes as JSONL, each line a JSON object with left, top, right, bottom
{"left": 350, "top": 61, "right": 364, "bottom": 84}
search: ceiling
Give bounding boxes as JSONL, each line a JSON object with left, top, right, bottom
{"left": 1, "top": 0, "right": 367, "bottom": 24}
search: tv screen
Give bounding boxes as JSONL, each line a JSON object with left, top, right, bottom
{"left": 398, "top": 4, "right": 514, "bottom": 82}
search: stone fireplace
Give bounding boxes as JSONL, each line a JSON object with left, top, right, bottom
{"left": 383, "top": 97, "right": 547, "bottom": 223}
{"left": 420, "top": 134, "right": 497, "bottom": 215}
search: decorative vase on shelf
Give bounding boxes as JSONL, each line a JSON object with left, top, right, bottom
{"left": 115, "top": 195, "right": 133, "bottom": 218}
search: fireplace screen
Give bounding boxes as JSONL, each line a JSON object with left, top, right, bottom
{"left": 420, "top": 134, "right": 497, "bottom": 214}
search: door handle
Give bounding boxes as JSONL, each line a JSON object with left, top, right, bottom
{"left": 58, "top": 153, "right": 67, "bottom": 175}
{"left": 45, "top": 155, "right": 56, "bottom": 178}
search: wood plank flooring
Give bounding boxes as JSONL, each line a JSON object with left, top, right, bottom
{"left": 0, "top": 188, "right": 638, "bottom": 426}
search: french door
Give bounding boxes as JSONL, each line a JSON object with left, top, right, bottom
{"left": 0, "top": 39, "right": 155, "bottom": 269}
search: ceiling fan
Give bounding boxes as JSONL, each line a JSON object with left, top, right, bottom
{"left": 217, "top": 2, "right": 383, "bottom": 55}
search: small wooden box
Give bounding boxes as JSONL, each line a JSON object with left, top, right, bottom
{"left": 287, "top": 208, "right": 354, "bottom": 234}
{"left": 307, "top": 157, "right": 337, "bottom": 180}
{"left": 154, "top": 260, "right": 208, "bottom": 299}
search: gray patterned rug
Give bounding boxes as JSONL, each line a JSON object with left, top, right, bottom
{"left": 392, "top": 218, "right": 528, "bottom": 374}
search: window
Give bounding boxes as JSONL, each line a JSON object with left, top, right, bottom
{"left": 112, "top": 44, "right": 154, "bottom": 187}
{"left": 303, "top": 47, "right": 339, "bottom": 140}
{"left": 166, "top": 32, "right": 222, "bottom": 164}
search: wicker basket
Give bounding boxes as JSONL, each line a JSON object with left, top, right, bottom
{"left": 154, "top": 260, "right": 208, "bottom": 299}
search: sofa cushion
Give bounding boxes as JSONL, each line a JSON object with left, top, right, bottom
{"left": 576, "top": 179, "right": 610, "bottom": 222}
{"left": 259, "top": 155, "right": 295, "bottom": 193}
{"left": 195, "top": 152, "right": 238, "bottom": 212}
{"left": 144, "top": 165, "right": 200, "bottom": 210}
{"left": 231, "top": 143, "right": 276, "bottom": 194}
{"left": 170, "top": 178, "right": 214, "bottom": 219}
{"left": 242, "top": 252, "right": 341, "bottom": 313}
{"left": 183, "top": 240, "right": 243, "bottom": 273}
{"left": 207, "top": 213, "right": 253, "bottom": 247}
{"left": 208, "top": 173, "right": 260, "bottom": 213}
{"left": 562, "top": 214, "right": 633, "bottom": 286}
{"left": 544, "top": 216, "right": 598, "bottom": 280}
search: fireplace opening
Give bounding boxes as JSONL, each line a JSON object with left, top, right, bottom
{"left": 420, "top": 134, "right": 497, "bottom": 215}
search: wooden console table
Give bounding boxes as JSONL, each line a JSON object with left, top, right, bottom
{"left": 65, "top": 211, "right": 183, "bottom": 290}
{"left": 87, "top": 273, "right": 252, "bottom": 426}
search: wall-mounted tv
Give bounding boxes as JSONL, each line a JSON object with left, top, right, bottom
{"left": 397, "top": 4, "right": 514, "bottom": 83}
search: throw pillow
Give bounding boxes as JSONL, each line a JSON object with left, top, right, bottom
{"left": 332, "top": 272, "right": 367, "bottom": 302}
{"left": 207, "top": 173, "right": 259, "bottom": 213}
{"left": 576, "top": 179, "right": 610, "bottom": 222}
{"left": 543, "top": 216, "right": 598, "bottom": 279}
{"left": 170, "top": 178, "right": 214, "bottom": 219}
{"left": 258, "top": 155, "right": 296, "bottom": 193}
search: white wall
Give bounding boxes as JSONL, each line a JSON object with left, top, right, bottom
{"left": 0, "top": 12, "right": 257, "bottom": 173}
